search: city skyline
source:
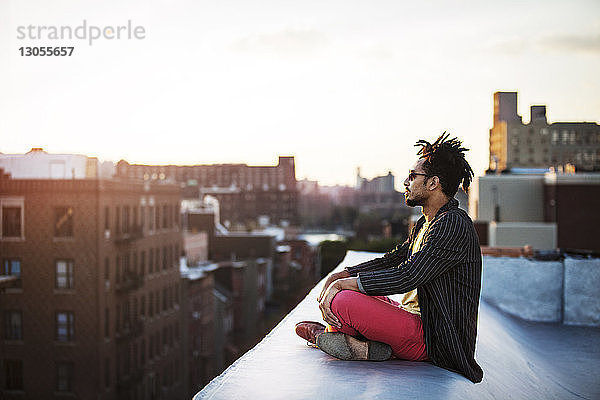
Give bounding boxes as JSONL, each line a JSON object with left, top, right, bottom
{"left": 1, "top": 0, "right": 599, "bottom": 186}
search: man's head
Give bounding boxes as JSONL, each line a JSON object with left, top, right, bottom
{"left": 403, "top": 133, "right": 473, "bottom": 207}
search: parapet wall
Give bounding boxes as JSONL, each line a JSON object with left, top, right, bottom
{"left": 482, "top": 255, "right": 600, "bottom": 326}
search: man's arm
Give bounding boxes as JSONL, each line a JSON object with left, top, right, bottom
{"left": 345, "top": 239, "right": 411, "bottom": 276}
{"left": 357, "top": 212, "right": 471, "bottom": 296}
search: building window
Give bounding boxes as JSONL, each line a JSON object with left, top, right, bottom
{"left": 2, "top": 259, "right": 22, "bottom": 288}
{"left": 104, "top": 358, "right": 110, "bottom": 388}
{"left": 155, "top": 206, "right": 161, "bottom": 230}
{"left": 148, "top": 249, "right": 154, "bottom": 274}
{"left": 141, "top": 338, "right": 146, "bottom": 365}
{"left": 122, "top": 206, "right": 130, "bottom": 234}
{"left": 4, "top": 359, "right": 23, "bottom": 390}
{"left": 104, "top": 308, "right": 110, "bottom": 338}
{"left": 140, "top": 251, "right": 146, "bottom": 277}
{"left": 54, "top": 207, "right": 74, "bottom": 237}
{"left": 56, "top": 362, "right": 73, "bottom": 392}
{"left": 155, "top": 290, "right": 160, "bottom": 315}
{"left": 104, "top": 206, "right": 110, "bottom": 231}
{"left": 56, "top": 312, "right": 75, "bottom": 342}
{"left": 1, "top": 198, "right": 24, "bottom": 239}
{"left": 56, "top": 260, "right": 74, "bottom": 289}
{"left": 4, "top": 310, "right": 23, "bottom": 340}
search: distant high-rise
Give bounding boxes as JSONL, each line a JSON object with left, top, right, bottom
{"left": 489, "top": 92, "right": 600, "bottom": 172}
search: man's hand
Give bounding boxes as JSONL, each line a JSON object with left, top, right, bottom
{"left": 318, "top": 276, "right": 359, "bottom": 329}
{"left": 317, "top": 270, "right": 351, "bottom": 302}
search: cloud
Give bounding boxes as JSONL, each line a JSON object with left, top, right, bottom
{"left": 538, "top": 33, "right": 600, "bottom": 55}
{"left": 231, "top": 28, "right": 329, "bottom": 56}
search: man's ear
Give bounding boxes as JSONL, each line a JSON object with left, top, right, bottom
{"left": 429, "top": 176, "right": 440, "bottom": 191}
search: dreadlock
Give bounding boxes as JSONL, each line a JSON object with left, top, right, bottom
{"left": 415, "top": 132, "right": 474, "bottom": 197}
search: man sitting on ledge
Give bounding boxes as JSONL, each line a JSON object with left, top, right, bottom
{"left": 296, "top": 133, "right": 484, "bottom": 383}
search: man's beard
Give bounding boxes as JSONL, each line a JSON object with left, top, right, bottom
{"left": 406, "top": 194, "right": 425, "bottom": 207}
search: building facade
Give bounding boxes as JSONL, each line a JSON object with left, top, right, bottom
{"left": 0, "top": 172, "right": 184, "bottom": 399}
{"left": 115, "top": 156, "right": 298, "bottom": 227}
{"left": 489, "top": 92, "right": 600, "bottom": 172}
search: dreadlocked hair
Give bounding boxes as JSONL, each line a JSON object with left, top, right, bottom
{"left": 415, "top": 132, "right": 474, "bottom": 197}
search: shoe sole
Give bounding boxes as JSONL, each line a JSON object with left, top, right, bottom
{"left": 316, "top": 332, "right": 392, "bottom": 361}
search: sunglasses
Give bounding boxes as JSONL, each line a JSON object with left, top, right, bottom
{"left": 407, "top": 171, "right": 430, "bottom": 181}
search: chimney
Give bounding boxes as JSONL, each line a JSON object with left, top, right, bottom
{"left": 530, "top": 105, "right": 547, "bottom": 124}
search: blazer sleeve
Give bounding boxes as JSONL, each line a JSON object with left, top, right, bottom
{"left": 344, "top": 239, "right": 410, "bottom": 276}
{"left": 356, "top": 212, "right": 470, "bottom": 296}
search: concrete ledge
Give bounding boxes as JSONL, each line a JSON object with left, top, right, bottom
{"left": 195, "top": 251, "right": 600, "bottom": 400}
{"left": 564, "top": 257, "right": 600, "bottom": 326}
{"left": 481, "top": 255, "right": 563, "bottom": 322}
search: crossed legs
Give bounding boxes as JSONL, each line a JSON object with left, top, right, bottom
{"left": 328, "top": 290, "right": 429, "bottom": 361}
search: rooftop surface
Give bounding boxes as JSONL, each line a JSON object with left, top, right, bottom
{"left": 196, "top": 251, "right": 600, "bottom": 400}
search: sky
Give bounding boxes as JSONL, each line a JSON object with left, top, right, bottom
{"left": 1, "top": 0, "right": 599, "bottom": 187}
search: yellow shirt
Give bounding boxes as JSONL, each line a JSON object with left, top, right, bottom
{"left": 399, "top": 221, "right": 429, "bottom": 315}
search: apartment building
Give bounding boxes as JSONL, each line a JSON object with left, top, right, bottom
{"left": 489, "top": 92, "right": 600, "bottom": 171}
{"left": 114, "top": 156, "right": 298, "bottom": 226}
{"left": 0, "top": 171, "right": 184, "bottom": 399}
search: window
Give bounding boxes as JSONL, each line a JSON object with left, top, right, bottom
{"left": 104, "top": 206, "right": 110, "bottom": 231}
{"left": 56, "top": 362, "right": 73, "bottom": 392}
{"left": 2, "top": 259, "right": 21, "bottom": 288}
{"left": 115, "top": 205, "right": 121, "bottom": 234}
{"left": 56, "top": 260, "right": 74, "bottom": 289}
{"left": 4, "top": 310, "right": 23, "bottom": 340}
{"left": 104, "top": 308, "right": 110, "bottom": 338}
{"left": 140, "top": 251, "right": 146, "bottom": 277}
{"left": 122, "top": 206, "right": 130, "bottom": 234}
{"left": 4, "top": 359, "right": 23, "bottom": 390}
{"left": 54, "top": 207, "right": 74, "bottom": 237}
{"left": 155, "top": 290, "right": 160, "bottom": 315}
{"left": 104, "top": 358, "right": 110, "bottom": 388}
{"left": 1, "top": 198, "right": 24, "bottom": 239}
{"left": 141, "top": 339, "right": 146, "bottom": 365}
{"left": 156, "top": 205, "right": 162, "bottom": 230}
{"left": 56, "top": 312, "right": 74, "bottom": 342}
{"left": 148, "top": 249, "right": 154, "bottom": 274}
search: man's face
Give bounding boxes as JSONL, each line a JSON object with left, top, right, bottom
{"left": 403, "top": 159, "right": 430, "bottom": 207}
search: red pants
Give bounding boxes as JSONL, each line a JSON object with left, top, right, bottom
{"left": 329, "top": 290, "right": 429, "bottom": 361}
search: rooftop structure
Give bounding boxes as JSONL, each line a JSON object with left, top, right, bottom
{"left": 195, "top": 251, "right": 600, "bottom": 399}
{"left": 470, "top": 171, "right": 600, "bottom": 251}
{"left": 0, "top": 147, "right": 114, "bottom": 179}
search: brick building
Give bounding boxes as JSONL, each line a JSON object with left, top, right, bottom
{"left": 180, "top": 264, "right": 216, "bottom": 398}
{"left": 115, "top": 156, "right": 298, "bottom": 226}
{"left": 0, "top": 172, "right": 184, "bottom": 399}
{"left": 489, "top": 92, "right": 600, "bottom": 172}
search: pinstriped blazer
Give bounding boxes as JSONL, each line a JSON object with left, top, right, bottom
{"left": 346, "top": 198, "right": 483, "bottom": 383}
